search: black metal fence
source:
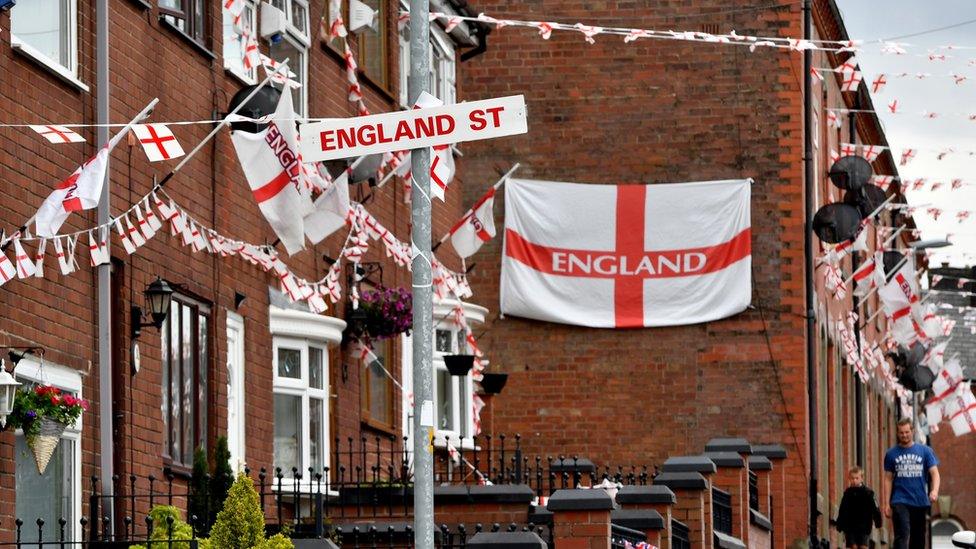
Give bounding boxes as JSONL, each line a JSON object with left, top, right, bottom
{"left": 335, "top": 522, "right": 552, "bottom": 549}
{"left": 748, "top": 470, "right": 759, "bottom": 512}
{"left": 670, "top": 519, "right": 691, "bottom": 549}
{"left": 711, "top": 487, "right": 732, "bottom": 536}
{"left": 610, "top": 524, "right": 647, "bottom": 549}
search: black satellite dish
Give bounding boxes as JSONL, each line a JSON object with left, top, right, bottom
{"left": 882, "top": 250, "right": 906, "bottom": 278}
{"left": 813, "top": 203, "right": 863, "bottom": 244}
{"left": 227, "top": 84, "right": 281, "bottom": 133}
{"left": 844, "top": 184, "right": 888, "bottom": 220}
{"left": 349, "top": 154, "right": 385, "bottom": 184}
{"left": 828, "top": 155, "right": 873, "bottom": 191}
{"left": 889, "top": 344, "right": 935, "bottom": 392}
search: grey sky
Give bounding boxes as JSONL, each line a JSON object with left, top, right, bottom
{"left": 835, "top": 0, "right": 976, "bottom": 267}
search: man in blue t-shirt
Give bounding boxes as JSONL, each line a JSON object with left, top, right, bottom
{"left": 883, "top": 418, "right": 940, "bottom": 549}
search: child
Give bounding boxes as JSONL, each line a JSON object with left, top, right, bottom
{"left": 835, "top": 466, "right": 883, "bottom": 549}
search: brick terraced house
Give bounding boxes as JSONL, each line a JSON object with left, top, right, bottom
{"left": 0, "top": 1, "right": 930, "bottom": 548}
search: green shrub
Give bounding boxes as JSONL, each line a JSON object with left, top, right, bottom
{"left": 130, "top": 505, "right": 211, "bottom": 549}
{"left": 211, "top": 437, "right": 235, "bottom": 525}
{"left": 253, "top": 533, "right": 295, "bottom": 549}
{"left": 189, "top": 447, "right": 212, "bottom": 535}
{"left": 208, "top": 473, "right": 266, "bottom": 549}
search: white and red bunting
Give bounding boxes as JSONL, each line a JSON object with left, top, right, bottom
{"left": 501, "top": 178, "right": 751, "bottom": 328}
{"left": 30, "top": 125, "right": 85, "bottom": 144}
{"left": 132, "top": 124, "right": 185, "bottom": 162}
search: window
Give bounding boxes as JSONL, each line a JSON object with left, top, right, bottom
{"left": 267, "top": 0, "right": 310, "bottom": 41}
{"left": 358, "top": 0, "right": 389, "bottom": 89}
{"left": 13, "top": 359, "right": 82, "bottom": 545}
{"left": 363, "top": 340, "right": 396, "bottom": 430}
{"left": 398, "top": 10, "right": 456, "bottom": 107}
{"left": 161, "top": 296, "right": 211, "bottom": 469}
{"left": 222, "top": 0, "right": 258, "bottom": 83}
{"left": 159, "top": 0, "right": 208, "bottom": 46}
{"left": 269, "top": 306, "right": 344, "bottom": 480}
{"left": 268, "top": 36, "right": 308, "bottom": 117}
{"left": 9, "top": 0, "right": 80, "bottom": 80}
{"left": 274, "top": 339, "right": 328, "bottom": 475}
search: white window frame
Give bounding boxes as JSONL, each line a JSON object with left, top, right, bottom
{"left": 269, "top": 31, "right": 309, "bottom": 118}
{"left": 12, "top": 357, "right": 83, "bottom": 544}
{"left": 9, "top": 0, "right": 88, "bottom": 91}
{"left": 397, "top": 9, "right": 456, "bottom": 107}
{"left": 222, "top": 0, "right": 259, "bottom": 84}
{"left": 402, "top": 300, "right": 487, "bottom": 451}
{"left": 269, "top": 307, "right": 344, "bottom": 492}
{"left": 269, "top": 0, "right": 311, "bottom": 45}
{"left": 226, "top": 311, "right": 247, "bottom": 472}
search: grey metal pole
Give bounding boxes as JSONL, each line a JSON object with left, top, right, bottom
{"left": 95, "top": 0, "right": 114, "bottom": 532}
{"left": 408, "top": 0, "right": 434, "bottom": 546}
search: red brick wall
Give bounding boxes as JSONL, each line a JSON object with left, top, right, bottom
{"left": 0, "top": 0, "right": 467, "bottom": 537}
{"left": 931, "top": 394, "right": 976, "bottom": 530}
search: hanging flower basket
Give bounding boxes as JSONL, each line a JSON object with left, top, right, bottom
{"left": 351, "top": 285, "right": 413, "bottom": 341}
{"left": 443, "top": 354, "right": 475, "bottom": 376}
{"left": 479, "top": 372, "right": 509, "bottom": 395}
{"left": 6, "top": 385, "right": 88, "bottom": 474}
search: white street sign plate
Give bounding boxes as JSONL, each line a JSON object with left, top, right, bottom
{"left": 299, "top": 95, "right": 528, "bottom": 162}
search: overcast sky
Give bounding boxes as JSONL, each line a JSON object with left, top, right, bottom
{"left": 835, "top": 1, "right": 976, "bottom": 267}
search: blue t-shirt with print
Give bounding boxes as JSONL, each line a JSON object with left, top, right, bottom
{"left": 884, "top": 443, "right": 938, "bottom": 508}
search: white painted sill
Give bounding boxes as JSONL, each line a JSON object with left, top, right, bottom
{"left": 10, "top": 36, "right": 89, "bottom": 93}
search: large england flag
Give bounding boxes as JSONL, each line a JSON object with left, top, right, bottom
{"left": 500, "top": 178, "right": 752, "bottom": 328}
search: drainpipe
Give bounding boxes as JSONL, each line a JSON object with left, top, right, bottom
{"left": 96, "top": 0, "right": 114, "bottom": 533}
{"left": 802, "top": 0, "right": 818, "bottom": 547}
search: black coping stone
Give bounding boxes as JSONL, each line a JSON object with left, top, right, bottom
{"left": 467, "top": 531, "right": 548, "bottom": 549}
{"left": 611, "top": 509, "right": 665, "bottom": 531}
{"left": 293, "top": 541, "right": 340, "bottom": 549}
{"left": 704, "top": 438, "right": 753, "bottom": 455}
{"left": 528, "top": 506, "right": 553, "bottom": 525}
{"left": 548, "top": 457, "right": 597, "bottom": 473}
{"left": 714, "top": 531, "right": 747, "bottom": 549}
{"left": 751, "top": 444, "right": 788, "bottom": 459}
{"left": 546, "top": 488, "right": 614, "bottom": 511}
{"left": 661, "top": 455, "right": 717, "bottom": 474}
{"left": 703, "top": 451, "right": 745, "bottom": 468}
{"left": 615, "top": 485, "right": 677, "bottom": 505}
{"left": 747, "top": 455, "right": 773, "bottom": 471}
{"left": 750, "top": 509, "right": 773, "bottom": 531}
{"left": 652, "top": 472, "right": 708, "bottom": 491}
{"left": 434, "top": 484, "right": 536, "bottom": 504}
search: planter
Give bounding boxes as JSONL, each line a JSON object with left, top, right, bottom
{"left": 30, "top": 417, "right": 68, "bottom": 474}
{"left": 479, "top": 373, "right": 508, "bottom": 395}
{"left": 443, "top": 354, "right": 475, "bottom": 376}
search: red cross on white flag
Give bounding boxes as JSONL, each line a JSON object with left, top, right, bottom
{"left": 900, "top": 149, "right": 916, "bottom": 166}
{"left": 12, "top": 238, "right": 36, "bottom": 279}
{"left": 871, "top": 74, "right": 887, "bottom": 93}
{"left": 30, "top": 125, "right": 85, "bottom": 144}
{"left": 862, "top": 145, "right": 884, "bottom": 162}
{"left": 501, "top": 178, "right": 751, "bottom": 328}
{"left": 132, "top": 124, "right": 185, "bottom": 162}
{"left": 840, "top": 70, "right": 862, "bottom": 92}
{"left": 0, "top": 249, "right": 16, "bottom": 286}
{"left": 888, "top": 99, "right": 899, "bottom": 114}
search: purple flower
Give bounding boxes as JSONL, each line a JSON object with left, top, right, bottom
{"left": 26, "top": 411, "right": 37, "bottom": 419}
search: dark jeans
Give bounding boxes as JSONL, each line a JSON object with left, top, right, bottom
{"left": 891, "top": 503, "right": 928, "bottom": 549}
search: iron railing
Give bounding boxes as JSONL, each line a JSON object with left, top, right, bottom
{"left": 610, "top": 523, "right": 647, "bottom": 548}
{"left": 749, "top": 470, "right": 759, "bottom": 512}
{"left": 671, "top": 518, "right": 691, "bottom": 549}
{"left": 335, "top": 522, "right": 552, "bottom": 548}
{"left": 712, "top": 487, "right": 733, "bottom": 536}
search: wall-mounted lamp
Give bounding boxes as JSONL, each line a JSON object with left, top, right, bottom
{"left": 131, "top": 277, "right": 175, "bottom": 339}
{"left": 234, "top": 291, "right": 247, "bottom": 310}
{"left": 0, "top": 359, "right": 20, "bottom": 428}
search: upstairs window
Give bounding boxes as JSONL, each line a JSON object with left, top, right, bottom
{"left": 222, "top": 0, "right": 258, "bottom": 82}
{"left": 159, "top": 0, "right": 209, "bottom": 47}
{"left": 10, "top": 0, "right": 80, "bottom": 79}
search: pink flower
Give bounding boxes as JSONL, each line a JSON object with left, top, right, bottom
{"left": 50, "top": 395, "right": 60, "bottom": 406}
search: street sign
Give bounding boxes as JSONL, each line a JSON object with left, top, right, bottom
{"left": 299, "top": 95, "right": 528, "bottom": 162}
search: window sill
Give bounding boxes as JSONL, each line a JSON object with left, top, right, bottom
{"left": 159, "top": 17, "right": 217, "bottom": 60}
{"left": 361, "top": 417, "right": 398, "bottom": 437}
{"left": 10, "top": 37, "right": 89, "bottom": 93}
{"left": 225, "top": 66, "right": 257, "bottom": 86}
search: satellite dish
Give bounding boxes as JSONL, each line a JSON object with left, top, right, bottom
{"left": 227, "top": 84, "right": 281, "bottom": 133}
{"left": 349, "top": 154, "right": 385, "bottom": 184}
{"left": 883, "top": 250, "right": 906, "bottom": 276}
{"left": 889, "top": 344, "right": 935, "bottom": 392}
{"left": 844, "top": 184, "right": 888, "bottom": 219}
{"left": 812, "top": 203, "right": 862, "bottom": 244}
{"left": 828, "top": 155, "right": 873, "bottom": 191}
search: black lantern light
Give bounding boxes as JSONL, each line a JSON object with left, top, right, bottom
{"left": 132, "top": 277, "right": 174, "bottom": 339}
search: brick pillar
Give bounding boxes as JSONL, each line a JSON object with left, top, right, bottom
{"left": 616, "top": 485, "right": 676, "bottom": 549}
{"left": 748, "top": 456, "right": 773, "bottom": 516}
{"left": 433, "top": 485, "right": 534, "bottom": 526}
{"left": 612, "top": 509, "right": 667, "bottom": 548}
{"left": 654, "top": 471, "right": 710, "bottom": 549}
{"left": 661, "top": 456, "right": 717, "bottom": 549}
{"left": 548, "top": 488, "right": 613, "bottom": 549}
{"left": 752, "top": 444, "right": 787, "bottom": 549}
{"left": 705, "top": 451, "right": 748, "bottom": 545}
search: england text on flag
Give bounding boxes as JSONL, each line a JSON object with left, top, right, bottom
{"left": 501, "top": 178, "right": 752, "bottom": 328}
{"left": 230, "top": 89, "right": 311, "bottom": 255}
